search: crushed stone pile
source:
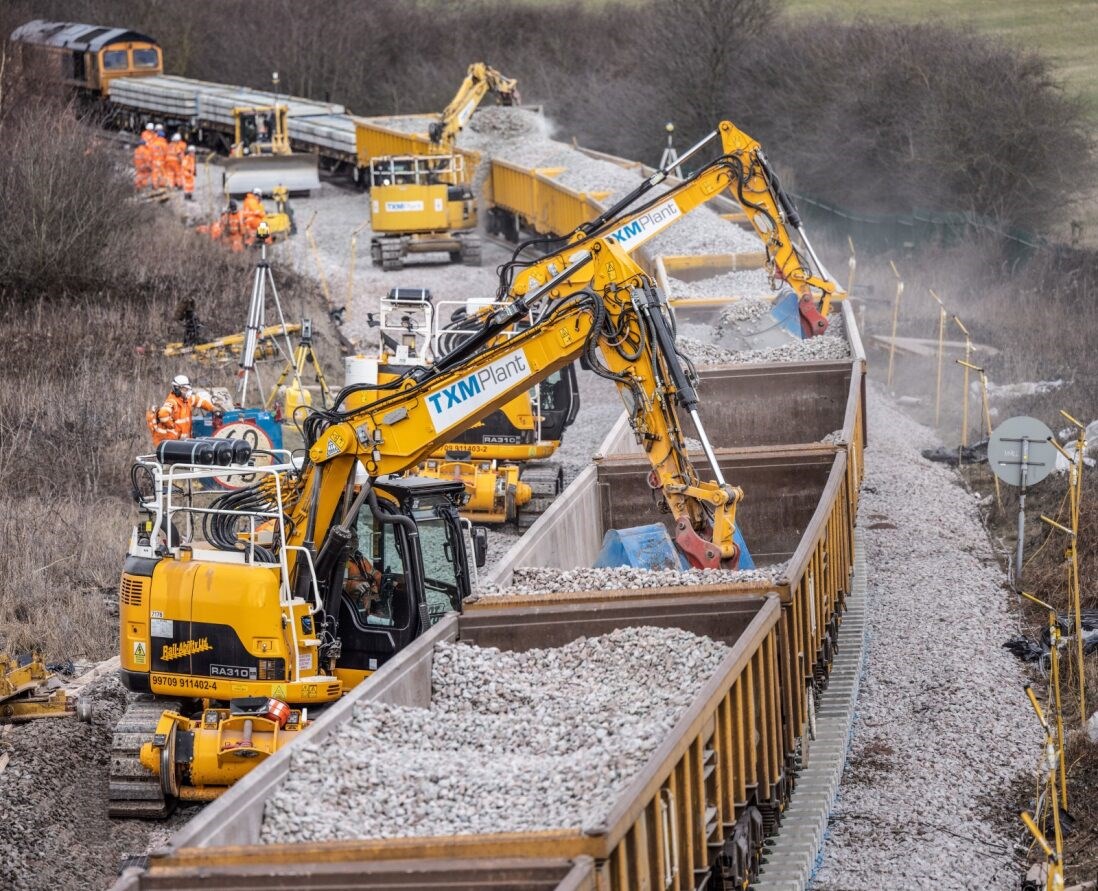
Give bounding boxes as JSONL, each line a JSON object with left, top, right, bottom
{"left": 476, "top": 563, "right": 784, "bottom": 598}
{"left": 677, "top": 310, "right": 850, "bottom": 367}
{"left": 667, "top": 268, "right": 772, "bottom": 300}
{"left": 261, "top": 627, "right": 729, "bottom": 841}
{"left": 457, "top": 107, "right": 760, "bottom": 269}
{"left": 0, "top": 672, "right": 192, "bottom": 891}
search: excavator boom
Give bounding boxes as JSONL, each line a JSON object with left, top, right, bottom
{"left": 428, "top": 62, "right": 520, "bottom": 148}
{"left": 506, "top": 121, "right": 844, "bottom": 336}
{"left": 297, "top": 237, "right": 741, "bottom": 572}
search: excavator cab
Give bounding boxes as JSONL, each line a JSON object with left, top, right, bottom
{"left": 333, "top": 476, "right": 471, "bottom": 687}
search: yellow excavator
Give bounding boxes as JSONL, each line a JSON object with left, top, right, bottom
{"left": 364, "top": 287, "right": 576, "bottom": 525}
{"left": 379, "top": 117, "right": 844, "bottom": 525}
{"left": 222, "top": 104, "right": 320, "bottom": 196}
{"left": 369, "top": 63, "right": 518, "bottom": 271}
{"left": 109, "top": 119, "right": 842, "bottom": 815}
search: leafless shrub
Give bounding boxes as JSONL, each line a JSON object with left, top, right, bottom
{"left": 735, "top": 19, "right": 1093, "bottom": 232}
{"left": 0, "top": 100, "right": 143, "bottom": 293}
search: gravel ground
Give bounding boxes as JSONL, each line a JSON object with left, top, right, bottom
{"left": 811, "top": 385, "right": 1038, "bottom": 891}
{"left": 475, "top": 562, "right": 785, "bottom": 598}
{"left": 666, "top": 268, "right": 772, "bottom": 299}
{"left": 0, "top": 673, "right": 195, "bottom": 891}
{"left": 260, "top": 626, "right": 729, "bottom": 842}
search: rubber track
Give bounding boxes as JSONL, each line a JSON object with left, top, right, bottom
{"left": 108, "top": 697, "right": 181, "bottom": 819}
{"left": 516, "top": 462, "right": 563, "bottom": 528}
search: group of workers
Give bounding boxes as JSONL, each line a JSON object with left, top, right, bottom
{"left": 195, "top": 189, "right": 270, "bottom": 253}
{"left": 134, "top": 123, "right": 197, "bottom": 198}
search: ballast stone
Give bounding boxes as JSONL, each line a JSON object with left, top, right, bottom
{"left": 261, "top": 626, "right": 730, "bottom": 842}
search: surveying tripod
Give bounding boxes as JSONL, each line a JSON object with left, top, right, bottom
{"left": 266, "top": 318, "right": 332, "bottom": 410}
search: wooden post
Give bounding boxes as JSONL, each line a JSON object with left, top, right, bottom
{"left": 887, "top": 261, "right": 903, "bottom": 389}
{"left": 929, "top": 290, "right": 947, "bottom": 427}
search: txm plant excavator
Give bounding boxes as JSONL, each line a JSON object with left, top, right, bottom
{"left": 369, "top": 63, "right": 518, "bottom": 271}
{"left": 364, "top": 286, "right": 577, "bottom": 525}
{"left": 109, "top": 117, "right": 842, "bottom": 816}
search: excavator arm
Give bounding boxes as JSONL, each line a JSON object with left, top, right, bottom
{"left": 428, "top": 62, "right": 519, "bottom": 148}
{"left": 292, "top": 237, "right": 740, "bottom": 578}
{"left": 505, "top": 120, "right": 843, "bottom": 334}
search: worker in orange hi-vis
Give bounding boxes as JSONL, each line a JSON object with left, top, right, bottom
{"left": 241, "top": 188, "right": 266, "bottom": 241}
{"left": 133, "top": 139, "right": 153, "bottom": 189}
{"left": 148, "top": 374, "right": 222, "bottom": 446}
{"left": 150, "top": 126, "right": 169, "bottom": 189}
{"left": 181, "top": 145, "right": 196, "bottom": 199}
{"left": 223, "top": 200, "right": 246, "bottom": 253}
{"left": 140, "top": 122, "right": 157, "bottom": 146}
{"left": 165, "top": 133, "right": 186, "bottom": 190}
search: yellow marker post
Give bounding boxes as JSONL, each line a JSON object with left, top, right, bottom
{"left": 957, "top": 359, "right": 1001, "bottom": 508}
{"left": 303, "top": 213, "right": 334, "bottom": 308}
{"left": 344, "top": 220, "right": 370, "bottom": 330}
{"left": 1021, "top": 591, "right": 1068, "bottom": 813}
{"left": 1052, "top": 409, "right": 1087, "bottom": 723}
{"left": 929, "top": 290, "right": 947, "bottom": 427}
{"left": 952, "top": 316, "right": 972, "bottom": 450}
{"left": 886, "top": 261, "right": 904, "bottom": 389}
{"left": 1040, "top": 508, "right": 1085, "bottom": 722}
{"left": 1021, "top": 680, "right": 1066, "bottom": 891}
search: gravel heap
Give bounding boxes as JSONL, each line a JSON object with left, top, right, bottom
{"left": 667, "top": 268, "right": 772, "bottom": 300}
{"left": 0, "top": 672, "right": 194, "bottom": 891}
{"left": 261, "top": 627, "right": 729, "bottom": 842}
{"left": 812, "top": 386, "right": 1038, "bottom": 891}
{"left": 677, "top": 310, "right": 850, "bottom": 367}
{"left": 458, "top": 107, "right": 760, "bottom": 265}
{"left": 476, "top": 562, "right": 783, "bottom": 598}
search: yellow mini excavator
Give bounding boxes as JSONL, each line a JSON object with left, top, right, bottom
{"left": 369, "top": 63, "right": 518, "bottom": 271}
{"left": 110, "top": 119, "right": 842, "bottom": 816}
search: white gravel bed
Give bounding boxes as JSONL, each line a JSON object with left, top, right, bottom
{"left": 475, "top": 562, "right": 785, "bottom": 598}
{"left": 667, "top": 268, "right": 772, "bottom": 299}
{"left": 811, "top": 385, "right": 1038, "bottom": 891}
{"left": 260, "top": 627, "right": 729, "bottom": 841}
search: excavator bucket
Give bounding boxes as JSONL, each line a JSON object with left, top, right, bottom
{"left": 221, "top": 153, "right": 320, "bottom": 196}
{"left": 714, "top": 290, "right": 805, "bottom": 353}
{"left": 594, "top": 523, "right": 755, "bottom": 571}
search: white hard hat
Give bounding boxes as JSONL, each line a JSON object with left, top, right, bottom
{"left": 145, "top": 123, "right": 155, "bottom": 131}
{"left": 252, "top": 188, "right": 262, "bottom": 196}
{"left": 171, "top": 133, "right": 181, "bottom": 142}
{"left": 187, "top": 145, "right": 196, "bottom": 153}
{"left": 172, "top": 374, "right": 191, "bottom": 389}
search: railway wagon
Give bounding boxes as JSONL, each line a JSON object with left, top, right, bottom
{"left": 115, "top": 595, "right": 786, "bottom": 890}
{"left": 9, "top": 19, "right": 162, "bottom": 97}
{"left": 114, "top": 856, "right": 598, "bottom": 890}
{"left": 487, "top": 158, "right": 611, "bottom": 242}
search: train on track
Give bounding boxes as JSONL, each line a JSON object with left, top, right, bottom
{"left": 11, "top": 18, "right": 472, "bottom": 184}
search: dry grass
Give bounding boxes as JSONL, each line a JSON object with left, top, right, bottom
{"left": 0, "top": 102, "right": 333, "bottom": 661}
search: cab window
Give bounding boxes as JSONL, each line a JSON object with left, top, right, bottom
{"left": 132, "top": 48, "right": 159, "bottom": 69}
{"left": 417, "top": 514, "right": 462, "bottom": 623}
{"left": 101, "top": 50, "right": 128, "bottom": 70}
{"left": 351, "top": 506, "right": 406, "bottom": 627}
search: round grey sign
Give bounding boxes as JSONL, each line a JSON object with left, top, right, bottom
{"left": 987, "top": 416, "right": 1057, "bottom": 487}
